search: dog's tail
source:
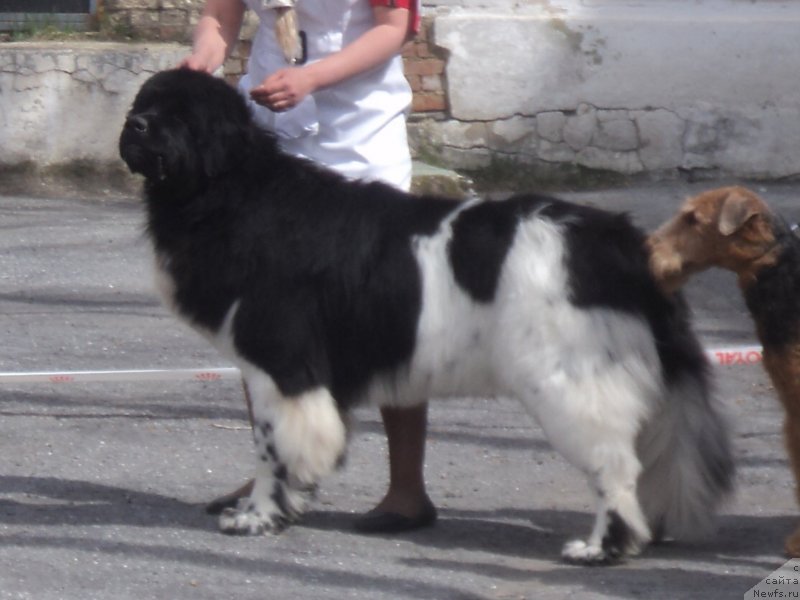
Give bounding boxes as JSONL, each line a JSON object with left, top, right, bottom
{"left": 636, "top": 297, "right": 735, "bottom": 540}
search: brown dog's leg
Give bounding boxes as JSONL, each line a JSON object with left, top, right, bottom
{"left": 764, "top": 351, "right": 800, "bottom": 557}
{"left": 784, "top": 413, "right": 800, "bottom": 557}
{"left": 206, "top": 380, "right": 256, "bottom": 515}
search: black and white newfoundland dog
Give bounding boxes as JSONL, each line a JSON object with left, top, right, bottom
{"left": 119, "top": 69, "right": 734, "bottom": 564}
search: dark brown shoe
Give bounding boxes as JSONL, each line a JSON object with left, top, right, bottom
{"left": 353, "top": 499, "right": 437, "bottom": 534}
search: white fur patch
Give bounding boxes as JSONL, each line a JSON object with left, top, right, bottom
{"left": 243, "top": 368, "right": 346, "bottom": 487}
{"left": 272, "top": 387, "right": 347, "bottom": 486}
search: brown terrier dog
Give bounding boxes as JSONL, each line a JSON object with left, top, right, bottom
{"left": 648, "top": 186, "right": 800, "bottom": 556}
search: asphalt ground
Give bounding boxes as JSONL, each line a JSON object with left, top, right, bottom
{"left": 0, "top": 177, "right": 798, "bottom": 599}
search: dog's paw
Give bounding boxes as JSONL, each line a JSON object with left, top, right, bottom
{"left": 218, "top": 502, "right": 288, "bottom": 536}
{"left": 561, "top": 539, "right": 621, "bottom": 566}
{"left": 785, "top": 528, "right": 800, "bottom": 558}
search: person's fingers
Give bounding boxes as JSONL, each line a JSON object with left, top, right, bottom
{"left": 249, "top": 87, "right": 292, "bottom": 112}
{"left": 251, "top": 69, "right": 307, "bottom": 111}
{"left": 262, "top": 71, "right": 287, "bottom": 92}
{"left": 179, "top": 55, "right": 209, "bottom": 72}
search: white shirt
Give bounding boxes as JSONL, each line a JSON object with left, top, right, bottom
{"left": 240, "top": 0, "right": 413, "bottom": 190}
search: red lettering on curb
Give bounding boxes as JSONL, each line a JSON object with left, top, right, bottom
{"left": 194, "top": 372, "right": 222, "bottom": 381}
{"left": 746, "top": 351, "right": 762, "bottom": 364}
{"left": 713, "top": 350, "right": 763, "bottom": 366}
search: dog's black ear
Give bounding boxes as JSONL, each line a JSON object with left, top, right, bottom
{"left": 192, "top": 79, "right": 254, "bottom": 179}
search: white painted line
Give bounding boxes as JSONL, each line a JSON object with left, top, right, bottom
{"left": 0, "top": 367, "right": 241, "bottom": 384}
{"left": 0, "top": 345, "right": 767, "bottom": 385}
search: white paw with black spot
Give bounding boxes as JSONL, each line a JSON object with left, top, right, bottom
{"left": 561, "top": 539, "right": 618, "bottom": 565}
{"left": 218, "top": 501, "right": 286, "bottom": 536}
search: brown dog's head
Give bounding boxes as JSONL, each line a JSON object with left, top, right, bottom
{"left": 647, "top": 186, "right": 778, "bottom": 292}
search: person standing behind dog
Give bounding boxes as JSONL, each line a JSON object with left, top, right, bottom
{"left": 181, "top": 0, "right": 436, "bottom": 533}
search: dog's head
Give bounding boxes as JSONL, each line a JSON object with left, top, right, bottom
{"left": 119, "top": 69, "right": 251, "bottom": 189}
{"left": 647, "top": 186, "right": 778, "bottom": 291}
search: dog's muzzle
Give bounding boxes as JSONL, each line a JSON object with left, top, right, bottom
{"left": 119, "top": 114, "right": 167, "bottom": 180}
{"left": 647, "top": 236, "right": 689, "bottom": 293}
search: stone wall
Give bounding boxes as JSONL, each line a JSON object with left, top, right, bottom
{"left": 102, "top": 0, "right": 200, "bottom": 43}
{"left": 0, "top": 42, "right": 186, "bottom": 167}
{"left": 409, "top": 2, "right": 800, "bottom": 179}
{"left": 4, "top": 0, "right": 800, "bottom": 179}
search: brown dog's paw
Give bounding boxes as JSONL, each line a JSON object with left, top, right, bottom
{"left": 784, "top": 528, "right": 800, "bottom": 558}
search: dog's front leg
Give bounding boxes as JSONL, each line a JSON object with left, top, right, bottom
{"left": 762, "top": 351, "right": 800, "bottom": 557}
{"left": 784, "top": 410, "right": 800, "bottom": 557}
{"left": 219, "top": 372, "right": 347, "bottom": 535}
{"left": 780, "top": 401, "right": 800, "bottom": 557}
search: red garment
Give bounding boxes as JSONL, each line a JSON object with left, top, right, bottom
{"left": 369, "top": 0, "right": 420, "bottom": 35}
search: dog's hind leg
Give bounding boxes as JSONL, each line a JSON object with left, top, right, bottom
{"left": 219, "top": 371, "right": 347, "bottom": 535}
{"left": 780, "top": 386, "right": 800, "bottom": 557}
{"left": 519, "top": 378, "right": 652, "bottom": 564}
{"left": 763, "top": 351, "right": 800, "bottom": 557}
{"left": 783, "top": 412, "right": 800, "bottom": 557}
{"left": 557, "top": 439, "right": 651, "bottom": 565}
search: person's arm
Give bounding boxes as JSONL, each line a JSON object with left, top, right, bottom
{"left": 181, "top": 0, "right": 247, "bottom": 73}
{"left": 249, "top": 5, "right": 412, "bottom": 112}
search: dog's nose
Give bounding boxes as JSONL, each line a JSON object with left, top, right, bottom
{"left": 126, "top": 114, "right": 149, "bottom": 134}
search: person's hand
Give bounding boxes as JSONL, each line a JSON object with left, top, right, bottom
{"left": 179, "top": 52, "right": 221, "bottom": 74}
{"left": 179, "top": 54, "right": 209, "bottom": 72}
{"left": 249, "top": 68, "right": 316, "bottom": 112}
{"left": 179, "top": 2, "right": 245, "bottom": 75}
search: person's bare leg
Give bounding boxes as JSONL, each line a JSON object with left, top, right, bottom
{"left": 354, "top": 403, "right": 436, "bottom": 532}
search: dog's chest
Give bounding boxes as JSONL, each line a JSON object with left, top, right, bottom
{"left": 151, "top": 249, "right": 240, "bottom": 357}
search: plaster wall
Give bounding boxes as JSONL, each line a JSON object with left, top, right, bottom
{"left": 0, "top": 42, "right": 184, "bottom": 167}
{"left": 2, "top": 0, "right": 800, "bottom": 179}
{"left": 410, "top": 0, "right": 800, "bottom": 178}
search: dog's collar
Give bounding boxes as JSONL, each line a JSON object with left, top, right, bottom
{"left": 774, "top": 215, "right": 800, "bottom": 242}
{"left": 750, "top": 217, "right": 798, "bottom": 266}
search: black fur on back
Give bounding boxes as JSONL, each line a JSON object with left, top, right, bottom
{"left": 447, "top": 199, "right": 523, "bottom": 303}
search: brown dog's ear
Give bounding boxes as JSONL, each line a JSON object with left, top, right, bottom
{"left": 718, "top": 190, "right": 760, "bottom": 236}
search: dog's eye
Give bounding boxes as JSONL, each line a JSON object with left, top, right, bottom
{"left": 126, "top": 114, "right": 149, "bottom": 134}
{"left": 682, "top": 211, "right": 698, "bottom": 226}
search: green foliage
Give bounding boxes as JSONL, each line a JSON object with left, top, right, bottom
{"left": 4, "top": 10, "right": 139, "bottom": 42}
{"left": 463, "top": 155, "right": 629, "bottom": 194}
